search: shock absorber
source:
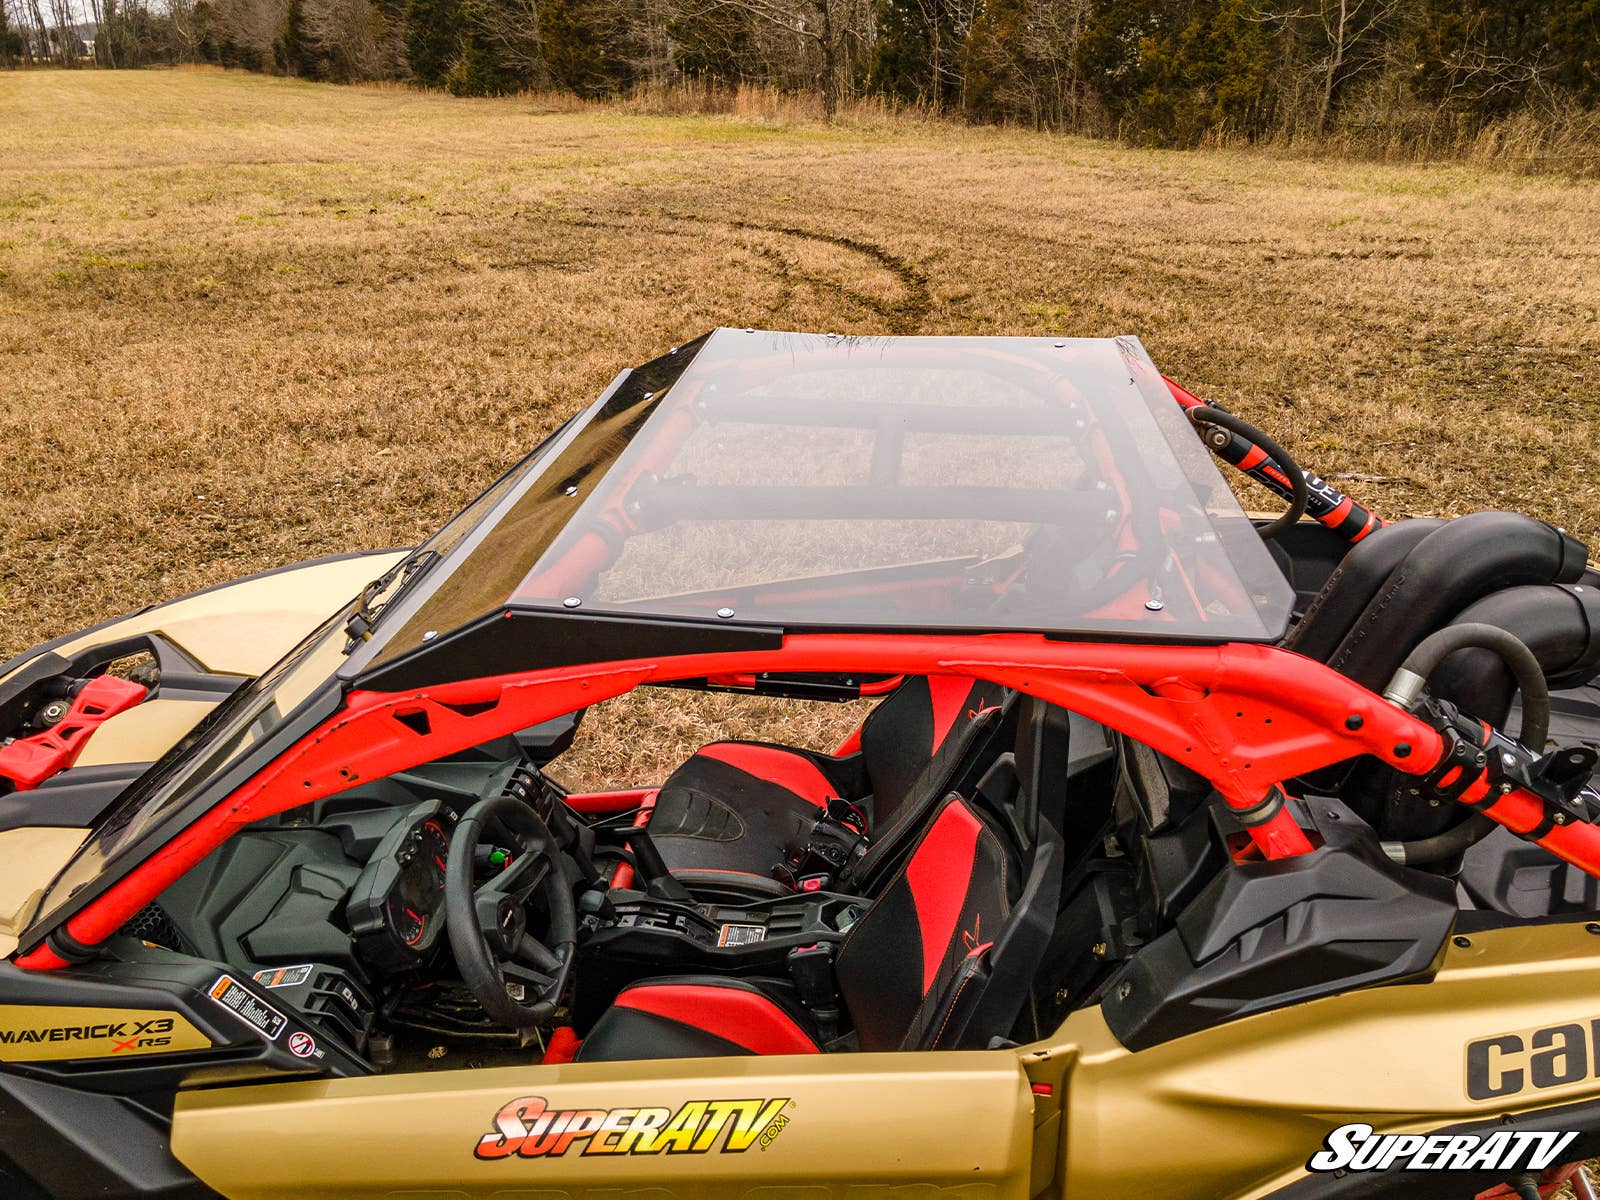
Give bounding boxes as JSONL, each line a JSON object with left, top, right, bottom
{"left": 1165, "top": 377, "right": 1384, "bottom": 544}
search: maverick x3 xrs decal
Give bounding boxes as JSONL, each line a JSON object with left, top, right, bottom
{"left": 0, "top": 1004, "right": 212, "bottom": 1061}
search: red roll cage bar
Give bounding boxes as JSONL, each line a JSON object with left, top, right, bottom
{"left": 19, "top": 632, "right": 1600, "bottom": 971}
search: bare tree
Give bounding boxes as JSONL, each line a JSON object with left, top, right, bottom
{"left": 1256, "top": 0, "right": 1409, "bottom": 132}
{"left": 302, "top": 0, "right": 385, "bottom": 78}
{"left": 467, "top": 0, "right": 546, "bottom": 77}
{"left": 164, "top": 0, "right": 205, "bottom": 62}
{"left": 673, "top": 0, "right": 871, "bottom": 115}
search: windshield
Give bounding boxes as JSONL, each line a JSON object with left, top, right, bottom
{"left": 33, "top": 606, "right": 352, "bottom": 925}
{"left": 370, "top": 330, "right": 1292, "bottom": 660}
{"left": 28, "top": 430, "right": 571, "bottom": 933}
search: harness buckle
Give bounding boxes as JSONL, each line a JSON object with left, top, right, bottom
{"left": 776, "top": 798, "right": 867, "bottom": 890}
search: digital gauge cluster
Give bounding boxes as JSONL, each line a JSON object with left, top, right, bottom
{"left": 346, "top": 800, "right": 457, "bottom": 969}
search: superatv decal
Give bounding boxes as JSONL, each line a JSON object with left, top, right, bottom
{"left": 1466, "top": 1018, "right": 1600, "bottom": 1100}
{"left": 475, "top": 1096, "right": 793, "bottom": 1159}
{"left": 1307, "top": 1123, "right": 1578, "bottom": 1172}
{"left": 0, "top": 1005, "right": 211, "bottom": 1062}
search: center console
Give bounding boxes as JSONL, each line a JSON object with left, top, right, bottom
{"left": 573, "top": 890, "right": 866, "bottom": 1025}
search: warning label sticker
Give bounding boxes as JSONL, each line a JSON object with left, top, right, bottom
{"left": 208, "top": 975, "right": 287, "bottom": 1041}
{"left": 252, "top": 964, "right": 314, "bottom": 989}
{"left": 717, "top": 924, "right": 767, "bottom": 948}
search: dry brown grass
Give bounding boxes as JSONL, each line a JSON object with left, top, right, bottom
{"left": 3, "top": 67, "right": 1600, "bottom": 786}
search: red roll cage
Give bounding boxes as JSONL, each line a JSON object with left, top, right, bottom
{"left": 19, "top": 631, "right": 1600, "bottom": 971}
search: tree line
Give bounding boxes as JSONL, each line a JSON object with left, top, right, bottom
{"left": 3, "top": 0, "right": 1597, "bottom": 147}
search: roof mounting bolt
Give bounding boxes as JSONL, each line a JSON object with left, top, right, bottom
{"left": 716, "top": 607, "right": 736, "bottom": 619}
{"left": 826, "top": 332, "right": 839, "bottom": 339}
{"left": 1144, "top": 599, "right": 1165, "bottom": 612}
{"left": 562, "top": 597, "right": 582, "bottom": 609}
{"left": 421, "top": 630, "right": 438, "bottom": 642}
{"left": 1053, "top": 341, "right": 1066, "bottom": 349}
{"left": 744, "top": 327, "right": 754, "bottom": 333}
{"left": 564, "top": 485, "right": 578, "bottom": 496}
{"left": 642, "top": 391, "right": 654, "bottom": 401}
{"left": 669, "top": 346, "right": 679, "bottom": 354}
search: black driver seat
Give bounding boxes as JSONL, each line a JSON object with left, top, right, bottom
{"left": 578, "top": 700, "right": 1069, "bottom": 1061}
{"left": 638, "top": 675, "right": 1010, "bottom": 899}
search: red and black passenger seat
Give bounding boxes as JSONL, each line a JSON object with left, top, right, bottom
{"left": 638, "top": 675, "right": 1010, "bottom": 897}
{"left": 578, "top": 789, "right": 1038, "bottom": 1060}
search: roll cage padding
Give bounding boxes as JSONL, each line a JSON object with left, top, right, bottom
{"left": 30, "top": 632, "right": 1565, "bottom": 969}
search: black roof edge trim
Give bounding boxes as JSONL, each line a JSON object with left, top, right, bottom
{"left": 353, "top": 610, "right": 786, "bottom": 692}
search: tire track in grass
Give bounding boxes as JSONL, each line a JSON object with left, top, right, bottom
{"left": 558, "top": 209, "right": 930, "bottom": 333}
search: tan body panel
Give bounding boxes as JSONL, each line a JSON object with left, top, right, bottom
{"left": 169, "top": 925, "right": 1600, "bottom": 1200}
{"left": 0, "top": 827, "right": 87, "bottom": 957}
{"left": 1038, "top": 922, "right": 1600, "bottom": 1200}
{"left": 0, "top": 549, "right": 404, "bottom": 685}
{"left": 73, "top": 698, "right": 221, "bottom": 767}
{"left": 0, "top": 549, "right": 402, "bottom": 783}
{"left": 173, "top": 1051, "right": 1034, "bottom": 1200}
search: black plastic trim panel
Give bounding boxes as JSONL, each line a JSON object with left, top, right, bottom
{"left": 1102, "top": 798, "right": 1457, "bottom": 1049}
{"left": 356, "top": 610, "right": 786, "bottom": 691}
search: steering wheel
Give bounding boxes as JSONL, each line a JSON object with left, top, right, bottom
{"left": 445, "top": 795, "right": 576, "bottom": 1029}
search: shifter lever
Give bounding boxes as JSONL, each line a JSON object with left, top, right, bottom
{"left": 626, "top": 829, "right": 694, "bottom": 903}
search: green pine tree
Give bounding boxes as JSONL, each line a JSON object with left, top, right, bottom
{"left": 405, "top": 0, "right": 464, "bottom": 87}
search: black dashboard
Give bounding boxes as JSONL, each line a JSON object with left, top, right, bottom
{"left": 132, "top": 744, "right": 529, "bottom": 1057}
{"left": 346, "top": 802, "right": 456, "bottom": 969}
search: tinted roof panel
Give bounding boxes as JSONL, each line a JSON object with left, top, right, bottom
{"left": 370, "top": 329, "right": 1293, "bottom": 661}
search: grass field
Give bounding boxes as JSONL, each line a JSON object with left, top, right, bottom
{"left": 3, "top": 67, "right": 1600, "bottom": 785}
